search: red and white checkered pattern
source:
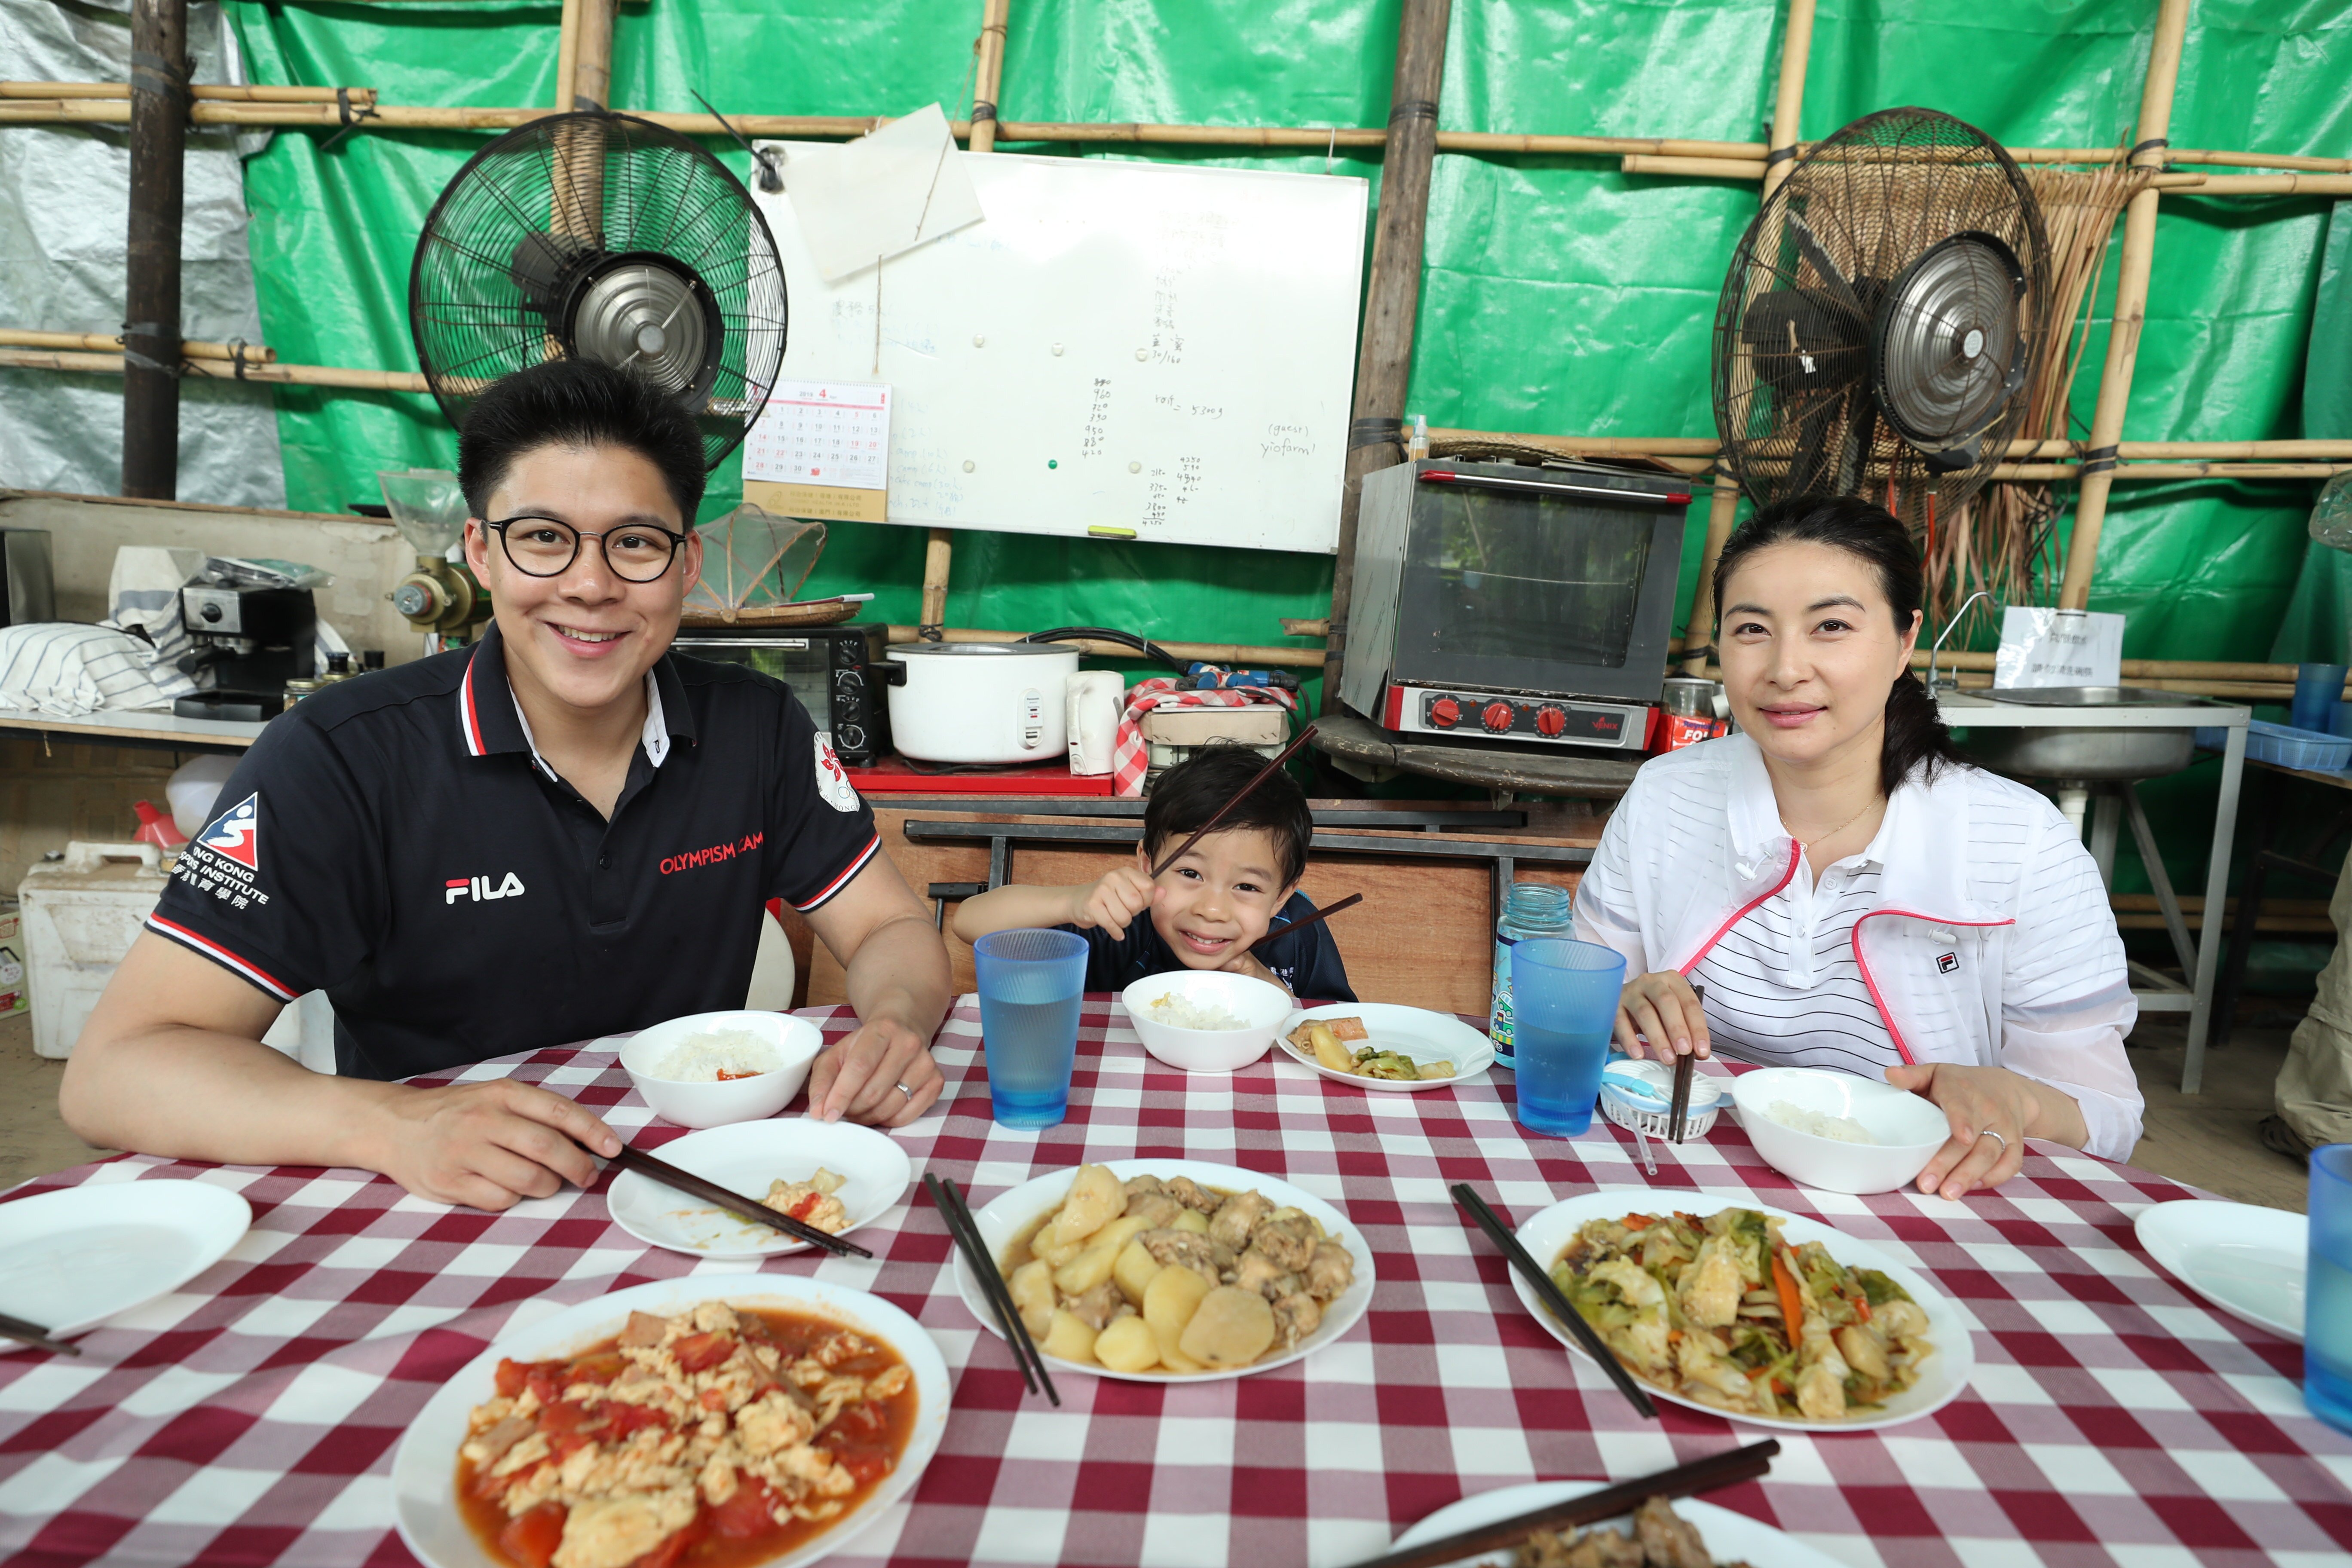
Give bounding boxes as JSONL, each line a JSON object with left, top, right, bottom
{"left": 1110, "top": 679, "right": 1298, "bottom": 796}
{"left": 0, "top": 1002, "right": 2345, "bottom": 1568}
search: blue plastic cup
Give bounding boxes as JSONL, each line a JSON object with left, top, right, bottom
{"left": 2292, "top": 664, "right": 2349, "bottom": 735}
{"left": 973, "top": 928, "right": 1090, "bottom": 1129}
{"left": 1510, "top": 938, "right": 1627, "bottom": 1137}
{"left": 2308, "top": 1143, "right": 2352, "bottom": 1436}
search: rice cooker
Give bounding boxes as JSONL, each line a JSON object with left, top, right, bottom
{"left": 885, "top": 642, "right": 1082, "bottom": 764}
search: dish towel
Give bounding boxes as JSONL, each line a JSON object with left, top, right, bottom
{"left": 0, "top": 623, "right": 199, "bottom": 716}
{"left": 1110, "top": 677, "right": 1298, "bottom": 797}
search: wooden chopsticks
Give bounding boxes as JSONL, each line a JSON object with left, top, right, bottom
{"left": 926, "top": 1173, "right": 1060, "bottom": 1404}
{"left": 1148, "top": 723, "right": 1318, "bottom": 877}
{"left": 0, "top": 1309, "right": 79, "bottom": 1357}
{"left": 611, "top": 1143, "right": 871, "bottom": 1258}
{"left": 1339, "top": 1438, "right": 1781, "bottom": 1568}
{"left": 1451, "top": 1182, "right": 1657, "bottom": 1419}
{"left": 1669, "top": 981, "right": 1704, "bottom": 1142}
{"left": 1250, "top": 891, "right": 1363, "bottom": 950}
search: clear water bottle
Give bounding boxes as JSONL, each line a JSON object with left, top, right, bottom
{"left": 1489, "top": 882, "right": 1573, "bottom": 1069}
{"left": 2313, "top": 471, "right": 2352, "bottom": 552}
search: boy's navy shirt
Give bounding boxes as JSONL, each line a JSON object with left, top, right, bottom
{"left": 1057, "top": 891, "right": 1357, "bottom": 1001}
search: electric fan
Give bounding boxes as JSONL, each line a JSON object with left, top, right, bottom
{"left": 1712, "top": 107, "right": 2051, "bottom": 529}
{"left": 409, "top": 112, "right": 786, "bottom": 471}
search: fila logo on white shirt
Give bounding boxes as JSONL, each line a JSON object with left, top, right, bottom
{"left": 1937, "top": 952, "right": 1960, "bottom": 974}
{"left": 446, "top": 873, "right": 526, "bottom": 905}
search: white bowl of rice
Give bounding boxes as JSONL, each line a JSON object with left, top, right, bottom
{"left": 1121, "top": 970, "right": 1292, "bottom": 1074}
{"left": 618, "top": 1009, "right": 826, "bottom": 1128}
{"left": 1730, "top": 1066, "right": 1951, "bottom": 1194}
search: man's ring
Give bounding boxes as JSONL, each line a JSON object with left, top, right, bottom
{"left": 1976, "top": 1129, "right": 2007, "bottom": 1155}
{"left": 895, "top": 1082, "right": 915, "bottom": 1102}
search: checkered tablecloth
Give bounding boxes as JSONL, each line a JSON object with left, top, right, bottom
{"left": 1, "top": 999, "right": 2346, "bottom": 1568}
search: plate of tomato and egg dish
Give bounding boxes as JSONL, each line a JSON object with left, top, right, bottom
{"left": 392, "top": 1275, "right": 948, "bottom": 1568}
{"left": 951, "top": 1159, "right": 1374, "bottom": 1381}
{"left": 1274, "top": 1003, "right": 1496, "bottom": 1090}
{"left": 1510, "top": 1190, "right": 1975, "bottom": 1432}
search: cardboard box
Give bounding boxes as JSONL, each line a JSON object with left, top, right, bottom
{"left": 0, "top": 902, "right": 26, "bottom": 1017}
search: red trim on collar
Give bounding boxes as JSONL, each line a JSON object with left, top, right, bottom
{"left": 459, "top": 653, "right": 487, "bottom": 757}
{"left": 1850, "top": 909, "right": 2016, "bottom": 1067}
{"left": 1678, "top": 839, "right": 1802, "bottom": 977}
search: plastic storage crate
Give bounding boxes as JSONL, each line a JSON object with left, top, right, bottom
{"left": 2244, "top": 719, "right": 2352, "bottom": 772}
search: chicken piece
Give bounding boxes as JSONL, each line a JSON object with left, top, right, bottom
{"left": 1249, "top": 1214, "right": 1318, "bottom": 1272}
{"left": 1208, "top": 1191, "right": 1274, "bottom": 1250}
{"left": 1836, "top": 1324, "right": 1889, "bottom": 1381}
{"left": 1675, "top": 1234, "right": 1746, "bottom": 1329}
{"left": 1122, "top": 1173, "right": 1168, "bottom": 1201}
{"left": 1229, "top": 1248, "right": 1295, "bottom": 1299}
{"left": 1138, "top": 1227, "right": 1234, "bottom": 1285}
{"left": 1875, "top": 1298, "right": 1929, "bottom": 1340}
{"left": 1794, "top": 1359, "right": 1848, "bottom": 1420}
{"left": 1630, "top": 1496, "right": 1715, "bottom": 1568}
{"left": 1164, "top": 1176, "right": 1224, "bottom": 1213}
{"left": 1066, "top": 1279, "right": 1125, "bottom": 1332}
{"left": 1271, "top": 1292, "right": 1322, "bottom": 1348}
{"left": 620, "top": 1311, "right": 670, "bottom": 1348}
{"left": 1512, "top": 1524, "right": 1644, "bottom": 1568}
{"left": 1124, "top": 1192, "right": 1182, "bottom": 1231}
{"left": 1302, "top": 1239, "right": 1354, "bottom": 1301}
{"left": 552, "top": 1486, "right": 699, "bottom": 1568}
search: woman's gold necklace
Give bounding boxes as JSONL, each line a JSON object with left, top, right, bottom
{"left": 1797, "top": 797, "right": 1880, "bottom": 858}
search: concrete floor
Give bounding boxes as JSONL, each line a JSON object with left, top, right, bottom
{"left": 0, "top": 1006, "right": 2318, "bottom": 1210}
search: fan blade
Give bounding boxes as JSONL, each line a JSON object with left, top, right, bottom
{"left": 1787, "top": 214, "right": 1867, "bottom": 318}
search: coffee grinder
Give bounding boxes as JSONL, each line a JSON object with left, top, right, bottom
{"left": 379, "top": 469, "right": 492, "bottom": 650}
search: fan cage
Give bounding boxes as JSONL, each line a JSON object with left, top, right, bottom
{"left": 1712, "top": 106, "right": 2052, "bottom": 533}
{"left": 410, "top": 111, "right": 787, "bottom": 474}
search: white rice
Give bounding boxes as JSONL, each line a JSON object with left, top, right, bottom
{"left": 1146, "top": 993, "right": 1249, "bottom": 1031}
{"left": 1765, "top": 1100, "right": 1877, "bottom": 1145}
{"left": 647, "top": 1028, "right": 783, "bottom": 1082}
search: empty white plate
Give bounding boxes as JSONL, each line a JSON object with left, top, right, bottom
{"left": 607, "top": 1118, "right": 912, "bottom": 1258}
{"left": 0, "top": 1179, "right": 251, "bottom": 1344}
{"left": 1274, "top": 1002, "right": 1495, "bottom": 1091}
{"left": 2136, "top": 1198, "right": 2307, "bottom": 1343}
{"left": 1390, "top": 1479, "right": 1843, "bottom": 1568}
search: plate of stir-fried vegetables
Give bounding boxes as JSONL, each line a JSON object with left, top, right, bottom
{"left": 1510, "top": 1190, "right": 1973, "bottom": 1431}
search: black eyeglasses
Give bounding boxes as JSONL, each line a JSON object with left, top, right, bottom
{"left": 484, "top": 516, "right": 688, "bottom": 583}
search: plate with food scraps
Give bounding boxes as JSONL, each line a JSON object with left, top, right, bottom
{"left": 607, "top": 1119, "right": 912, "bottom": 1259}
{"left": 1510, "top": 1188, "right": 1974, "bottom": 1432}
{"left": 391, "top": 1273, "right": 949, "bottom": 1568}
{"left": 1274, "top": 1002, "right": 1495, "bottom": 1090}
{"left": 2135, "top": 1198, "right": 2307, "bottom": 1343}
{"left": 949, "top": 1158, "right": 1373, "bottom": 1383}
{"left": 0, "top": 1179, "right": 251, "bottom": 1347}
{"left": 1387, "top": 1480, "right": 1844, "bottom": 1568}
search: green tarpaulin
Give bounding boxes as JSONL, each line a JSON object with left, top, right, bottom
{"left": 220, "top": 0, "right": 2352, "bottom": 885}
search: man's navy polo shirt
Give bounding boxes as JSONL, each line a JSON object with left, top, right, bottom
{"left": 145, "top": 622, "right": 881, "bottom": 1080}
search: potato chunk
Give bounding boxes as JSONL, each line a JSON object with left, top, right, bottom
{"left": 1041, "top": 1308, "right": 1099, "bottom": 1364}
{"left": 1170, "top": 1209, "right": 1210, "bottom": 1237}
{"left": 1093, "top": 1313, "right": 1160, "bottom": 1372}
{"left": 1008, "top": 1259, "right": 1056, "bottom": 1339}
{"left": 1178, "top": 1285, "right": 1277, "bottom": 1368}
{"left": 1050, "top": 1164, "right": 1127, "bottom": 1246}
{"left": 1113, "top": 1239, "right": 1164, "bottom": 1305}
{"left": 1143, "top": 1262, "right": 1211, "bottom": 1367}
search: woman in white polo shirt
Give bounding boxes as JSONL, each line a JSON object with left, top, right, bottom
{"left": 1574, "top": 494, "right": 2143, "bottom": 1198}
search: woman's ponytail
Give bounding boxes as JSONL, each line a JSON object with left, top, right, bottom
{"left": 1711, "top": 494, "right": 1966, "bottom": 796}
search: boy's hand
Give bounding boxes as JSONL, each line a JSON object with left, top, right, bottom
{"left": 1218, "top": 946, "right": 1292, "bottom": 997}
{"left": 1068, "top": 866, "right": 1158, "bottom": 937}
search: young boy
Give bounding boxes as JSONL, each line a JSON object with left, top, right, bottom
{"left": 952, "top": 746, "right": 1356, "bottom": 1001}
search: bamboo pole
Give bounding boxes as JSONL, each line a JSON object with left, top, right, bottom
{"left": 1760, "top": 0, "right": 1816, "bottom": 199}
{"left": 123, "top": 0, "right": 187, "bottom": 502}
{"left": 1680, "top": 477, "right": 1742, "bottom": 675}
{"left": 2058, "top": 0, "right": 2192, "bottom": 609}
{"left": 1427, "top": 426, "right": 2352, "bottom": 462}
{"left": 1627, "top": 151, "right": 2212, "bottom": 190}
{"left": 0, "top": 347, "right": 428, "bottom": 392}
{"left": 885, "top": 625, "right": 1326, "bottom": 669}
{"left": 571, "top": 0, "right": 613, "bottom": 114}
{"left": 554, "top": 0, "right": 582, "bottom": 114}
{"left": 0, "top": 81, "right": 374, "bottom": 103}
{"left": 1327, "top": 0, "right": 1452, "bottom": 708}
{"left": 968, "top": 0, "right": 1010, "bottom": 154}
{"left": 0, "top": 328, "right": 273, "bottom": 362}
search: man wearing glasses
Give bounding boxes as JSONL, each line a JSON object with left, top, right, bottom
{"left": 61, "top": 360, "right": 952, "bottom": 1212}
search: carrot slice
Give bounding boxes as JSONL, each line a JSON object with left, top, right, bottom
{"left": 1772, "top": 1250, "right": 1805, "bottom": 1336}
{"left": 1621, "top": 1213, "right": 1655, "bottom": 1231}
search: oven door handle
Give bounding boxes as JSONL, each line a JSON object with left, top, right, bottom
{"left": 1418, "top": 470, "right": 1692, "bottom": 506}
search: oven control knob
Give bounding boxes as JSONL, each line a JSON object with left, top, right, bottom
{"left": 1481, "top": 701, "right": 1516, "bottom": 733}
{"left": 1428, "top": 695, "right": 1461, "bottom": 729}
{"left": 1534, "top": 704, "right": 1568, "bottom": 738}
{"left": 836, "top": 723, "right": 868, "bottom": 753}
{"left": 836, "top": 666, "right": 866, "bottom": 692}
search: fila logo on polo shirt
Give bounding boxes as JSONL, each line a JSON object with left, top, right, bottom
{"left": 1937, "top": 952, "right": 1960, "bottom": 974}
{"left": 447, "top": 873, "right": 526, "bottom": 905}
{"left": 197, "top": 793, "right": 260, "bottom": 869}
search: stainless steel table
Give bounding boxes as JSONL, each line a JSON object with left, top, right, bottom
{"left": 1937, "top": 690, "right": 2250, "bottom": 1093}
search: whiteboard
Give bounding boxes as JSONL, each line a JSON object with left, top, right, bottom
{"left": 748, "top": 148, "right": 1368, "bottom": 554}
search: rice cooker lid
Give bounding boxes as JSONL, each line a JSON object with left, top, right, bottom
{"left": 888, "top": 643, "right": 1074, "bottom": 659}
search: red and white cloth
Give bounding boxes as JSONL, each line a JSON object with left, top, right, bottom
{"left": 1109, "top": 677, "right": 1298, "bottom": 796}
{"left": 0, "top": 1003, "right": 2344, "bottom": 1568}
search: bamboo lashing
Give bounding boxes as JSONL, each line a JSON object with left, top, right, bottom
{"left": 2058, "top": 0, "right": 2191, "bottom": 609}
